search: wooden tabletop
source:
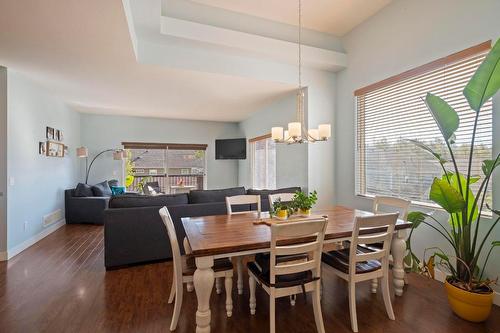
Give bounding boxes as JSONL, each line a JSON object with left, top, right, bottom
{"left": 182, "top": 205, "right": 412, "bottom": 257}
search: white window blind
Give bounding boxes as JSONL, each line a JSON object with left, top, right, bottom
{"left": 355, "top": 42, "right": 493, "bottom": 207}
{"left": 251, "top": 135, "right": 276, "bottom": 189}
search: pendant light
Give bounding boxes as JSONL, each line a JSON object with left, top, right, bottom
{"left": 271, "top": 0, "right": 331, "bottom": 144}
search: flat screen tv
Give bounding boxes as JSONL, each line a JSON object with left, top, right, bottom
{"left": 215, "top": 138, "right": 246, "bottom": 160}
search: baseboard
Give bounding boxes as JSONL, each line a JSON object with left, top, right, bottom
{"left": 2, "top": 219, "right": 65, "bottom": 260}
{"left": 433, "top": 268, "right": 500, "bottom": 306}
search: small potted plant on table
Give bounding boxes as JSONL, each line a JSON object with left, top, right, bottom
{"left": 271, "top": 199, "right": 292, "bottom": 220}
{"left": 292, "top": 190, "right": 318, "bottom": 216}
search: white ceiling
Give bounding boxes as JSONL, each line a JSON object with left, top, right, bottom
{"left": 192, "top": 0, "right": 393, "bottom": 36}
{"left": 0, "top": 0, "right": 294, "bottom": 122}
{"left": 0, "top": 0, "right": 391, "bottom": 122}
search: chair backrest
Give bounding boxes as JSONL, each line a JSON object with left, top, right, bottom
{"left": 226, "top": 195, "right": 261, "bottom": 215}
{"left": 269, "top": 218, "right": 328, "bottom": 285}
{"left": 349, "top": 213, "right": 399, "bottom": 274}
{"left": 268, "top": 193, "right": 295, "bottom": 212}
{"left": 373, "top": 195, "right": 411, "bottom": 221}
{"left": 159, "top": 207, "right": 182, "bottom": 277}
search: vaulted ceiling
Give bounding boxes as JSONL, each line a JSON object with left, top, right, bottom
{"left": 0, "top": 0, "right": 391, "bottom": 122}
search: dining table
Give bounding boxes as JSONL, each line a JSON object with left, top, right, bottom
{"left": 182, "top": 205, "right": 412, "bottom": 333}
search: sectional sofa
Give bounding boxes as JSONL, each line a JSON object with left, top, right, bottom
{"left": 103, "top": 186, "right": 300, "bottom": 269}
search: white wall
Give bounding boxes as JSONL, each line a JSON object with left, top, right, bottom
{"left": 80, "top": 113, "right": 242, "bottom": 189}
{"left": 6, "top": 71, "right": 81, "bottom": 252}
{"left": 0, "top": 67, "right": 7, "bottom": 255}
{"left": 238, "top": 93, "right": 308, "bottom": 191}
{"left": 336, "top": 0, "right": 500, "bottom": 288}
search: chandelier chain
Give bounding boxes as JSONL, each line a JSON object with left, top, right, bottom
{"left": 298, "top": 0, "right": 302, "bottom": 89}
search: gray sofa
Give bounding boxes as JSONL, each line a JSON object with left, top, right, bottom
{"left": 103, "top": 186, "right": 300, "bottom": 269}
{"left": 65, "top": 189, "right": 110, "bottom": 225}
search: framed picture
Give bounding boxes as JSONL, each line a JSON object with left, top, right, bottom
{"left": 39, "top": 142, "right": 46, "bottom": 155}
{"left": 58, "top": 130, "right": 64, "bottom": 141}
{"left": 46, "top": 127, "right": 54, "bottom": 140}
{"left": 47, "top": 141, "right": 64, "bottom": 157}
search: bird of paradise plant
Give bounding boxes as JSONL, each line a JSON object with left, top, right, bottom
{"left": 405, "top": 39, "right": 500, "bottom": 293}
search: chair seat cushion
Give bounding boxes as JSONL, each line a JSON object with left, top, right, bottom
{"left": 247, "top": 261, "right": 317, "bottom": 288}
{"left": 183, "top": 256, "right": 233, "bottom": 276}
{"left": 322, "top": 245, "right": 381, "bottom": 274}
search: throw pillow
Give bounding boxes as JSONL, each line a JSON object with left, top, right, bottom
{"left": 92, "top": 180, "right": 112, "bottom": 197}
{"left": 74, "top": 183, "right": 93, "bottom": 197}
{"left": 111, "top": 186, "right": 126, "bottom": 196}
{"left": 108, "top": 179, "right": 119, "bottom": 188}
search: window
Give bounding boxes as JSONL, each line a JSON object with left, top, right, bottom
{"left": 122, "top": 142, "right": 207, "bottom": 194}
{"left": 250, "top": 135, "right": 276, "bottom": 189}
{"left": 355, "top": 41, "right": 493, "bottom": 208}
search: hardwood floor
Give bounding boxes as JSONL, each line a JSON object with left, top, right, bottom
{"left": 0, "top": 224, "right": 498, "bottom": 333}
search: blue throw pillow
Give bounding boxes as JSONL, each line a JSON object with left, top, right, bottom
{"left": 111, "top": 186, "right": 126, "bottom": 196}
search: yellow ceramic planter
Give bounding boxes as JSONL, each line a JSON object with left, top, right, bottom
{"left": 299, "top": 209, "right": 311, "bottom": 216}
{"left": 444, "top": 280, "right": 494, "bottom": 322}
{"left": 276, "top": 209, "right": 288, "bottom": 219}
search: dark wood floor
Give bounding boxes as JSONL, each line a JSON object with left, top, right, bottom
{"left": 0, "top": 224, "right": 498, "bottom": 333}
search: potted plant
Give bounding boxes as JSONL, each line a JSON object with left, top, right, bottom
{"left": 270, "top": 199, "right": 290, "bottom": 220}
{"left": 405, "top": 39, "right": 500, "bottom": 322}
{"left": 292, "top": 190, "right": 318, "bottom": 216}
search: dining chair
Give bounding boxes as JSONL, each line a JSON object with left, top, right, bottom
{"left": 226, "top": 194, "right": 261, "bottom": 215}
{"left": 370, "top": 195, "right": 411, "bottom": 293}
{"left": 248, "top": 218, "right": 328, "bottom": 333}
{"left": 268, "top": 192, "right": 295, "bottom": 211}
{"left": 159, "top": 207, "right": 234, "bottom": 331}
{"left": 321, "top": 213, "right": 398, "bottom": 332}
{"left": 226, "top": 194, "right": 261, "bottom": 294}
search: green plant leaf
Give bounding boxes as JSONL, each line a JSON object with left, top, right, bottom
{"left": 444, "top": 173, "right": 478, "bottom": 225}
{"left": 482, "top": 157, "right": 500, "bottom": 177}
{"left": 425, "top": 93, "right": 459, "bottom": 141}
{"left": 463, "top": 39, "right": 500, "bottom": 112}
{"left": 429, "top": 178, "right": 466, "bottom": 213}
{"left": 492, "top": 241, "right": 500, "bottom": 247}
{"left": 407, "top": 211, "right": 425, "bottom": 228}
{"left": 407, "top": 139, "right": 447, "bottom": 164}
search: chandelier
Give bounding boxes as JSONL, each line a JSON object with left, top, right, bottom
{"left": 271, "top": 0, "right": 331, "bottom": 144}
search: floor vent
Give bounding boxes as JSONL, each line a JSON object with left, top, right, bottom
{"left": 43, "top": 209, "right": 63, "bottom": 227}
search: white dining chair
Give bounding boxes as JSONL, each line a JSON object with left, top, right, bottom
{"left": 159, "top": 207, "right": 234, "bottom": 331}
{"left": 321, "top": 213, "right": 399, "bottom": 332}
{"left": 226, "top": 194, "right": 261, "bottom": 295}
{"left": 248, "top": 218, "right": 328, "bottom": 333}
{"left": 370, "top": 195, "right": 411, "bottom": 292}
{"left": 268, "top": 192, "right": 295, "bottom": 211}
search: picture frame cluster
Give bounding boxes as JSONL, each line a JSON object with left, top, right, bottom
{"left": 39, "top": 126, "right": 68, "bottom": 157}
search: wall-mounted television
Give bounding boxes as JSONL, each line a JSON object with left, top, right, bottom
{"left": 215, "top": 138, "right": 246, "bottom": 160}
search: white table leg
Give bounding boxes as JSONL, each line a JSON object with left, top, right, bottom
{"left": 194, "top": 256, "right": 215, "bottom": 333}
{"left": 391, "top": 229, "right": 406, "bottom": 296}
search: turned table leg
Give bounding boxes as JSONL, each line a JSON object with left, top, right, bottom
{"left": 391, "top": 230, "right": 406, "bottom": 296}
{"left": 194, "top": 256, "right": 215, "bottom": 333}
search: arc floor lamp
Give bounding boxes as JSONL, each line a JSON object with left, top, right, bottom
{"left": 76, "top": 147, "right": 125, "bottom": 184}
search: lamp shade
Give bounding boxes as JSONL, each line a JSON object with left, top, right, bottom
{"left": 113, "top": 150, "right": 125, "bottom": 160}
{"left": 318, "top": 124, "right": 331, "bottom": 139}
{"left": 288, "top": 122, "right": 301, "bottom": 138}
{"left": 271, "top": 127, "right": 284, "bottom": 141}
{"left": 76, "top": 147, "right": 88, "bottom": 158}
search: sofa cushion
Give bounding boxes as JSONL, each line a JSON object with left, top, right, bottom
{"left": 247, "top": 187, "right": 301, "bottom": 211}
{"left": 92, "top": 181, "right": 112, "bottom": 197}
{"left": 108, "top": 193, "right": 189, "bottom": 208}
{"left": 188, "top": 186, "right": 246, "bottom": 204}
{"left": 74, "top": 183, "right": 94, "bottom": 197}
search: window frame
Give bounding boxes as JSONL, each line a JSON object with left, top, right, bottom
{"left": 250, "top": 134, "right": 277, "bottom": 190}
{"left": 353, "top": 41, "right": 493, "bottom": 215}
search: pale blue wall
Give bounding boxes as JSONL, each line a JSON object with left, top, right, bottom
{"left": 335, "top": 0, "right": 500, "bottom": 289}
{"left": 6, "top": 71, "right": 81, "bottom": 251}
{"left": 0, "top": 67, "right": 7, "bottom": 254}
{"left": 80, "top": 113, "right": 242, "bottom": 189}
{"left": 237, "top": 93, "right": 308, "bottom": 191}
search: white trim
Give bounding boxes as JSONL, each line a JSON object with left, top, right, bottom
{"left": 1, "top": 219, "right": 65, "bottom": 261}
{"left": 433, "top": 268, "right": 500, "bottom": 306}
